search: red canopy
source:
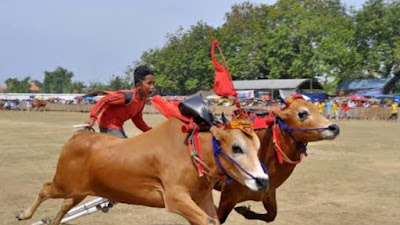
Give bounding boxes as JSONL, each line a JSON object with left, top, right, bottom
{"left": 348, "top": 94, "right": 367, "bottom": 101}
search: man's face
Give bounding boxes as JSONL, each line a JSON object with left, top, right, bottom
{"left": 137, "top": 74, "right": 155, "bottom": 97}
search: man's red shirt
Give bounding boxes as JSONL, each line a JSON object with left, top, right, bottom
{"left": 89, "top": 89, "right": 151, "bottom": 131}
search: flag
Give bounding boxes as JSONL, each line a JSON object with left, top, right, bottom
{"left": 211, "top": 40, "right": 237, "bottom": 97}
{"left": 150, "top": 95, "right": 190, "bottom": 122}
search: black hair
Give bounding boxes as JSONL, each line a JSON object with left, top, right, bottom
{"left": 134, "top": 65, "right": 154, "bottom": 85}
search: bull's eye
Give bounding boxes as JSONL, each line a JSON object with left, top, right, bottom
{"left": 298, "top": 110, "right": 309, "bottom": 120}
{"left": 232, "top": 145, "right": 244, "bottom": 154}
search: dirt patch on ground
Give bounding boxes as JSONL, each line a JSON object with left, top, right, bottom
{"left": 1, "top": 111, "right": 400, "bottom": 225}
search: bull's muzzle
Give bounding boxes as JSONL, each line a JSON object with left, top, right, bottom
{"left": 255, "top": 177, "right": 269, "bottom": 190}
{"left": 328, "top": 124, "right": 340, "bottom": 136}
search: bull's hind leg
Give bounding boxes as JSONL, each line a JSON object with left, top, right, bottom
{"left": 47, "top": 196, "right": 85, "bottom": 225}
{"left": 16, "top": 181, "right": 55, "bottom": 220}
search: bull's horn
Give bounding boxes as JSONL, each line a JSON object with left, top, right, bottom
{"left": 221, "top": 112, "right": 229, "bottom": 125}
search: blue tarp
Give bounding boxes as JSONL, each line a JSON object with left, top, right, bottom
{"left": 362, "top": 93, "right": 394, "bottom": 98}
{"left": 301, "top": 92, "right": 327, "bottom": 102}
{"left": 84, "top": 96, "right": 94, "bottom": 101}
{"left": 338, "top": 78, "right": 391, "bottom": 90}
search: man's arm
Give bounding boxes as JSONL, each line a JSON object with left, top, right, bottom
{"left": 131, "top": 108, "right": 152, "bottom": 132}
{"left": 86, "top": 92, "right": 125, "bottom": 126}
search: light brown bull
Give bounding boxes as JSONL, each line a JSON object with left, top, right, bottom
{"left": 32, "top": 100, "right": 47, "bottom": 111}
{"left": 17, "top": 117, "right": 269, "bottom": 225}
{"left": 217, "top": 97, "right": 340, "bottom": 223}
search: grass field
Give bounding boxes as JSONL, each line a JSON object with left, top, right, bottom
{"left": 1, "top": 110, "right": 400, "bottom": 225}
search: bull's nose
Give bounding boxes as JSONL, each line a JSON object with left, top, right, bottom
{"left": 255, "top": 177, "right": 269, "bottom": 190}
{"left": 328, "top": 124, "right": 340, "bottom": 135}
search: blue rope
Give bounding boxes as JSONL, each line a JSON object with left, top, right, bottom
{"left": 260, "top": 162, "right": 269, "bottom": 175}
{"left": 277, "top": 118, "right": 330, "bottom": 132}
{"left": 212, "top": 137, "right": 266, "bottom": 184}
{"left": 212, "top": 138, "right": 232, "bottom": 184}
{"left": 277, "top": 118, "right": 329, "bottom": 153}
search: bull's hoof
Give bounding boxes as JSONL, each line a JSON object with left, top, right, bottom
{"left": 16, "top": 211, "right": 26, "bottom": 220}
{"left": 41, "top": 217, "right": 52, "bottom": 224}
{"left": 207, "top": 217, "right": 217, "bottom": 225}
{"left": 234, "top": 205, "right": 251, "bottom": 215}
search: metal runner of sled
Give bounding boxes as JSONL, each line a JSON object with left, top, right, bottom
{"left": 32, "top": 197, "right": 114, "bottom": 225}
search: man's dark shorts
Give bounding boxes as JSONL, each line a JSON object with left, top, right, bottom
{"left": 99, "top": 127, "right": 127, "bottom": 139}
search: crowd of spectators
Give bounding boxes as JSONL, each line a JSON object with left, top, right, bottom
{"left": 1, "top": 95, "right": 398, "bottom": 122}
{"left": 0, "top": 99, "right": 24, "bottom": 110}
{"left": 313, "top": 98, "right": 398, "bottom": 121}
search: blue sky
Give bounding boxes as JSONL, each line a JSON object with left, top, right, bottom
{"left": 0, "top": 0, "right": 364, "bottom": 86}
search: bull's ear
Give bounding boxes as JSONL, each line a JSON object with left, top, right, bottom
{"left": 210, "top": 125, "right": 226, "bottom": 142}
{"left": 221, "top": 112, "right": 229, "bottom": 125}
{"left": 273, "top": 110, "right": 288, "bottom": 120}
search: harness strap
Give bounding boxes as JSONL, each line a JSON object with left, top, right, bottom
{"left": 212, "top": 137, "right": 268, "bottom": 184}
{"left": 277, "top": 117, "right": 330, "bottom": 132}
{"left": 212, "top": 138, "right": 233, "bottom": 183}
{"left": 270, "top": 113, "right": 331, "bottom": 164}
{"left": 183, "top": 118, "right": 269, "bottom": 182}
{"left": 269, "top": 110, "right": 304, "bottom": 165}
{"left": 186, "top": 121, "right": 205, "bottom": 177}
{"left": 271, "top": 122, "right": 284, "bottom": 164}
{"left": 277, "top": 117, "right": 329, "bottom": 154}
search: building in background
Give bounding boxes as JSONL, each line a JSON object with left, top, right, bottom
{"left": 232, "top": 78, "right": 324, "bottom": 100}
{"left": 337, "top": 76, "right": 399, "bottom": 95}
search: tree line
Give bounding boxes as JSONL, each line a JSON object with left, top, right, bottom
{"left": 4, "top": 67, "right": 131, "bottom": 94}
{"left": 3, "top": 0, "right": 400, "bottom": 94}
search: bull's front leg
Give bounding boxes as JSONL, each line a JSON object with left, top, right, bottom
{"left": 234, "top": 190, "right": 277, "bottom": 223}
{"left": 262, "top": 190, "right": 277, "bottom": 222}
{"left": 217, "top": 189, "right": 240, "bottom": 224}
{"left": 197, "top": 191, "right": 219, "bottom": 222}
{"left": 164, "top": 189, "right": 219, "bottom": 225}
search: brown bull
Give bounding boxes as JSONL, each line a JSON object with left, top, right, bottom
{"left": 17, "top": 117, "right": 269, "bottom": 225}
{"left": 217, "top": 97, "right": 340, "bottom": 223}
{"left": 32, "top": 100, "right": 47, "bottom": 110}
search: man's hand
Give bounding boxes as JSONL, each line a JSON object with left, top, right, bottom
{"left": 85, "top": 117, "right": 96, "bottom": 128}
